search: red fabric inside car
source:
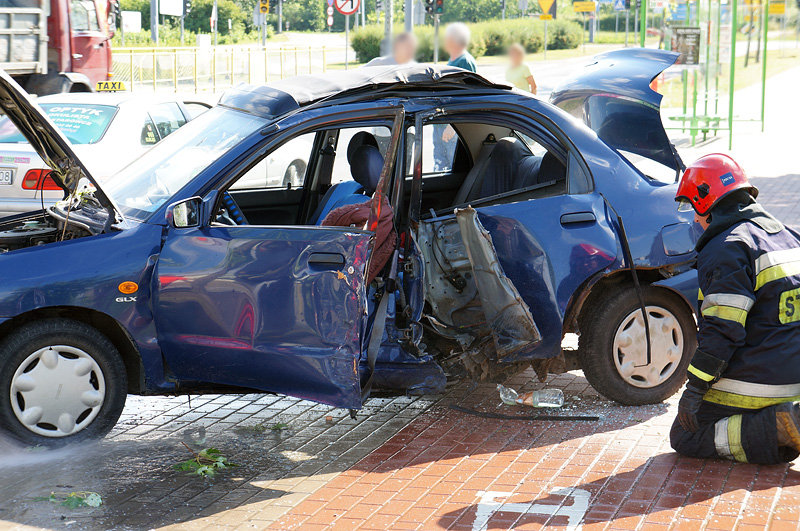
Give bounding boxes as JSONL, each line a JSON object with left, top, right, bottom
{"left": 321, "top": 194, "right": 397, "bottom": 284}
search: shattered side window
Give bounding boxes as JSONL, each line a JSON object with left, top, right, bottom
{"left": 405, "top": 124, "right": 457, "bottom": 175}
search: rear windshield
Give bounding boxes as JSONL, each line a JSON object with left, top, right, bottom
{"left": 0, "top": 104, "right": 117, "bottom": 145}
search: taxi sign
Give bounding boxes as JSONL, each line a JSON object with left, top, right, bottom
{"left": 540, "top": 13, "right": 553, "bottom": 19}
{"left": 96, "top": 81, "right": 126, "bottom": 92}
{"left": 573, "top": 0, "right": 595, "bottom": 11}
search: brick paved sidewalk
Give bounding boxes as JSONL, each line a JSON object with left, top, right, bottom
{"left": 271, "top": 371, "right": 800, "bottom": 530}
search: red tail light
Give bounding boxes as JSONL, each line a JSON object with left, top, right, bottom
{"left": 21, "top": 169, "right": 60, "bottom": 191}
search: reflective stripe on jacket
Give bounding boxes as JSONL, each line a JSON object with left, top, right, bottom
{"left": 691, "top": 220, "right": 800, "bottom": 409}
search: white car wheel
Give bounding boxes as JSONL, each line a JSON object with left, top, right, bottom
{"left": 612, "top": 305, "right": 684, "bottom": 389}
{"left": 10, "top": 345, "right": 106, "bottom": 437}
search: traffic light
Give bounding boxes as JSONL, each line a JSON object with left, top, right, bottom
{"left": 183, "top": 0, "right": 192, "bottom": 15}
{"left": 425, "top": 0, "right": 434, "bottom": 14}
{"left": 376, "top": 0, "right": 382, "bottom": 10}
{"left": 624, "top": 0, "right": 630, "bottom": 8}
{"left": 259, "top": 0, "right": 269, "bottom": 14}
{"left": 435, "top": 0, "right": 443, "bottom": 13}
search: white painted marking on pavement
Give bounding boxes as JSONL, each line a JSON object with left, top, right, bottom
{"left": 472, "top": 487, "right": 590, "bottom": 530}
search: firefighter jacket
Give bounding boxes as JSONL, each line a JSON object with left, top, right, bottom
{"left": 688, "top": 199, "right": 800, "bottom": 410}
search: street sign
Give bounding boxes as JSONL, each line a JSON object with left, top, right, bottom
{"left": 335, "top": 0, "right": 360, "bottom": 15}
{"left": 670, "top": 26, "right": 701, "bottom": 65}
{"left": 121, "top": 10, "right": 141, "bottom": 32}
{"left": 160, "top": 0, "right": 183, "bottom": 16}
{"left": 613, "top": 0, "right": 624, "bottom": 10}
{"left": 327, "top": 0, "right": 334, "bottom": 5}
{"left": 769, "top": 0, "right": 785, "bottom": 14}
{"left": 327, "top": 6, "right": 334, "bottom": 14}
{"left": 573, "top": 0, "right": 595, "bottom": 12}
{"left": 539, "top": 0, "right": 557, "bottom": 17}
{"left": 327, "top": 14, "right": 334, "bottom": 25}
{"left": 539, "top": 12, "right": 552, "bottom": 18}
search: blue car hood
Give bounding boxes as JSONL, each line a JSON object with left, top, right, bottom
{"left": 550, "top": 48, "right": 682, "bottom": 172}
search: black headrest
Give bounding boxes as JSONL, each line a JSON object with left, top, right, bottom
{"left": 539, "top": 151, "right": 566, "bottom": 182}
{"left": 347, "top": 132, "right": 379, "bottom": 165}
{"left": 350, "top": 145, "right": 384, "bottom": 194}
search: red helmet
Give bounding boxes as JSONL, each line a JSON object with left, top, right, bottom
{"left": 675, "top": 153, "right": 758, "bottom": 216}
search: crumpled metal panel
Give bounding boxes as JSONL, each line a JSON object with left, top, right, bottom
{"left": 456, "top": 207, "right": 542, "bottom": 359}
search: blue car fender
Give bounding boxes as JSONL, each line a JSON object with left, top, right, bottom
{"left": 653, "top": 268, "right": 699, "bottom": 317}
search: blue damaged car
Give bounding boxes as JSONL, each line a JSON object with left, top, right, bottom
{"left": 0, "top": 49, "right": 700, "bottom": 445}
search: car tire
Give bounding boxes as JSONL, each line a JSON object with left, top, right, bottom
{"left": 282, "top": 160, "right": 306, "bottom": 188}
{"left": 577, "top": 285, "right": 696, "bottom": 405}
{"left": 0, "top": 319, "right": 127, "bottom": 446}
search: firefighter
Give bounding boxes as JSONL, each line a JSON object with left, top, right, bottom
{"left": 671, "top": 153, "right": 800, "bottom": 465}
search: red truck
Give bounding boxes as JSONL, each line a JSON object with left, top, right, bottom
{"left": 0, "top": 0, "right": 115, "bottom": 95}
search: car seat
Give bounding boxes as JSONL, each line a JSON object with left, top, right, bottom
{"left": 311, "top": 135, "right": 385, "bottom": 224}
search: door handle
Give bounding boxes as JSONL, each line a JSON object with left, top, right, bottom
{"left": 308, "top": 252, "right": 345, "bottom": 269}
{"left": 560, "top": 212, "right": 596, "bottom": 225}
{"left": 72, "top": 53, "right": 83, "bottom": 59}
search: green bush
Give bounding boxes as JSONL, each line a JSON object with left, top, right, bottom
{"left": 351, "top": 17, "right": 579, "bottom": 64}
{"left": 351, "top": 25, "right": 384, "bottom": 63}
{"left": 547, "top": 19, "right": 582, "bottom": 49}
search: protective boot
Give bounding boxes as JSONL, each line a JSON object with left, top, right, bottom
{"left": 775, "top": 402, "right": 800, "bottom": 452}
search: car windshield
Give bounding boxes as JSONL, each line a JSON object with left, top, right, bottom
{"left": 102, "top": 107, "right": 266, "bottom": 220}
{"left": 0, "top": 104, "right": 117, "bottom": 144}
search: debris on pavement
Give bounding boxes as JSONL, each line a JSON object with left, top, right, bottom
{"left": 34, "top": 491, "right": 103, "bottom": 509}
{"left": 497, "top": 384, "right": 565, "bottom": 407}
{"left": 174, "top": 444, "right": 237, "bottom": 478}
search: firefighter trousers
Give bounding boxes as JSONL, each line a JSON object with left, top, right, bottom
{"left": 670, "top": 401, "right": 800, "bottom": 465}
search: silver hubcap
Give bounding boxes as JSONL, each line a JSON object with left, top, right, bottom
{"left": 10, "top": 346, "right": 105, "bottom": 437}
{"left": 612, "top": 305, "right": 684, "bottom": 389}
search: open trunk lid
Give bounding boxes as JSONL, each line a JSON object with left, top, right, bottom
{"left": 550, "top": 48, "right": 683, "bottom": 172}
{"left": 0, "top": 70, "right": 121, "bottom": 218}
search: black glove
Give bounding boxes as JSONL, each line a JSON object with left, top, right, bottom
{"left": 677, "top": 384, "right": 705, "bottom": 432}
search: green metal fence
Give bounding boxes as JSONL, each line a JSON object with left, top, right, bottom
{"left": 112, "top": 45, "right": 346, "bottom": 93}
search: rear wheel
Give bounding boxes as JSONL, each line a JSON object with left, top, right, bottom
{"left": 0, "top": 319, "right": 127, "bottom": 446}
{"left": 578, "top": 285, "right": 696, "bottom": 405}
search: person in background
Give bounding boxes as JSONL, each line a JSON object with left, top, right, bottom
{"left": 505, "top": 43, "right": 537, "bottom": 94}
{"left": 443, "top": 23, "right": 477, "bottom": 72}
{"left": 433, "top": 24, "right": 476, "bottom": 170}
{"left": 365, "top": 32, "right": 419, "bottom": 67}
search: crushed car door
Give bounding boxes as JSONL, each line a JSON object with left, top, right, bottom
{"left": 154, "top": 225, "right": 371, "bottom": 409}
{"left": 153, "top": 109, "right": 404, "bottom": 410}
{"left": 414, "top": 114, "right": 618, "bottom": 365}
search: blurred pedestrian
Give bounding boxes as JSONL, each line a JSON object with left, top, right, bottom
{"left": 443, "top": 23, "right": 476, "bottom": 72}
{"left": 365, "top": 32, "right": 418, "bottom": 67}
{"left": 505, "top": 43, "right": 537, "bottom": 94}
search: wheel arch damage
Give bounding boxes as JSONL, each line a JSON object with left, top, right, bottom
{"left": 0, "top": 306, "right": 145, "bottom": 393}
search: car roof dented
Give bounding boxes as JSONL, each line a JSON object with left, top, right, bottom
{"left": 218, "top": 64, "right": 512, "bottom": 119}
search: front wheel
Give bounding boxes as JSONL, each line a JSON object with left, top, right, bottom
{"left": 578, "top": 285, "right": 696, "bottom": 405}
{"left": 0, "top": 319, "right": 127, "bottom": 446}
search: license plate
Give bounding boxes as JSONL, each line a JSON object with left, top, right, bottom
{"left": 0, "top": 168, "right": 14, "bottom": 185}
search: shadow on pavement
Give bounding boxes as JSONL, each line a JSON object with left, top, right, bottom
{"left": 0, "top": 370, "right": 665, "bottom": 529}
{"left": 437, "top": 452, "right": 800, "bottom": 529}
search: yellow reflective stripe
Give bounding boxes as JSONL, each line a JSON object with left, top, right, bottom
{"left": 755, "top": 248, "right": 800, "bottom": 276}
{"left": 701, "top": 305, "right": 748, "bottom": 326}
{"left": 698, "top": 288, "right": 704, "bottom": 301}
{"left": 755, "top": 261, "right": 800, "bottom": 291}
{"left": 703, "top": 388, "right": 800, "bottom": 409}
{"left": 727, "top": 415, "right": 748, "bottom": 463}
{"left": 687, "top": 364, "right": 715, "bottom": 382}
{"left": 701, "top": 293, "right": 754, "bottom": 313}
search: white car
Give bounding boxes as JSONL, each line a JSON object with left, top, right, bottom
{"left": 0, "top": 92, "right": 210, "bottom": 216}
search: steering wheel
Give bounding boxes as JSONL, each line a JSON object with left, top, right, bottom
{"left": 217, "top": 191, "right": 249, "bottom": 225}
